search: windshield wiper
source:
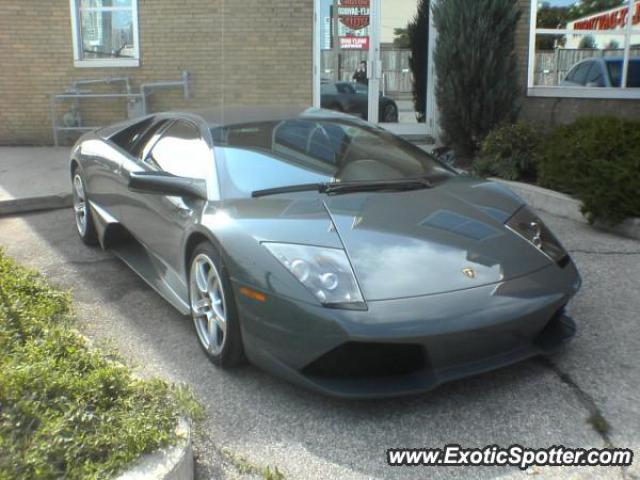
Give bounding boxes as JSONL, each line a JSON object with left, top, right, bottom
{"left": 252, "top": 183, "right": 325, "bottom": 198}
{"left": 251, "top": 178, "right": 432, "bottom": 198}
{"left": 322, "top": 178, "right": 432, "bottom": 195}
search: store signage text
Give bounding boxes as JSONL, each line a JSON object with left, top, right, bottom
{"left": 340, "top": 36, "right": 370, "bottom": 49}
{"left": 572, "top": 1, "right": 640, "bottom": 31}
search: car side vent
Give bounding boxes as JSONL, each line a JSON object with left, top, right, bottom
{"left": 302, "top": 342, "right": 427, "bottom": 379}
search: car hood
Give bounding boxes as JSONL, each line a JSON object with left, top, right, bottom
{"left": 324, "top": 176, "right": 552, "bottom": 301}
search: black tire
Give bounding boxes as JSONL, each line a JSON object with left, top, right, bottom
{"left": 382, "top": 103, "right": 398, "bottom": 123}
{"left": 71, "top": 169, "right": 99, "bottom": 246}
{"left": 188, "top": 242, "right": 245, "bottom": 368}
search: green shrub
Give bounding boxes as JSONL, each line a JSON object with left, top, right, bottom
{"left": 537, "top": 116, "right": 640, "bottom": 225}
{"left": 474, "top": 122, "right": 539, "bottom": 181}
{"left": 0, "top": 249, "right": 202, "bottom": 480}
{"left": 433, "top": 0, "right": 522, "bottom": 160}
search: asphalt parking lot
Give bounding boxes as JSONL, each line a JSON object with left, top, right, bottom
{"left": 0, "top": 207, "right": 638, "bottom": 480}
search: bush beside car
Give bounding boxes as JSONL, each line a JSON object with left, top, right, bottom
{"left": 537, "top": 116, "right": 640, "bottom": 225}
{"left": 474, "top": 116, "right": 640, "bottom": 225}
{"left": 474, "top": 122, "right": 539, "bottom": 182}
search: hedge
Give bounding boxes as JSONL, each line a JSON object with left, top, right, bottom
{"left": 537, "top": 116, "right": 640, "bottom": 225}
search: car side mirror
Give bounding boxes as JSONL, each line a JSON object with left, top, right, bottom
{"left": 128, "top": 171, "right": 207, "bottom": 200}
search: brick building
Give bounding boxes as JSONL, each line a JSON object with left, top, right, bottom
{"left": 0, "top": 0, "right": 638, "bottom": 146}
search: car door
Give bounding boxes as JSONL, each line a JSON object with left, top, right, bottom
{"left": 117, "top": 117, "right": 171, "bottom": 232}
{"left": 83, "top": 117, "right": 155, "bottom": 220}
{"left": 121, "top": 119, "right": 212, "bottom": 272}
{"left": 337, "top": 82, "right": 368, "bottom": 119}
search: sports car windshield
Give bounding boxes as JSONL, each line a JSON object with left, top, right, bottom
{"left": 211, "top": 119, "right": 452, "bottom": 198}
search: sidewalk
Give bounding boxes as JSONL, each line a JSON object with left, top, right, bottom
{"left": 0, "top": 147, "right": 72, "bottom": 215}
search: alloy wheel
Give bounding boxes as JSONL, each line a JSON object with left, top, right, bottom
{"left": 190, "top": 253, "right": 227, "bottom": 355}
{"left": 73, "top": 174, "right": 88, "bottom": 236}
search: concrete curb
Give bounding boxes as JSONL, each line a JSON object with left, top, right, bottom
{"left": 115, "top": 418, "right": 194, "bottom": 480}
{"left": 0, "top": 193, "right": 73, "bottom": 216}
{"left": 492, "top": 178, "right": 640, "bottom": 241}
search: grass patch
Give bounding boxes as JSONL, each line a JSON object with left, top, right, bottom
{"left": 221, "top": 448, "right": 285, "bottom": 480}
{"left": 0, "top": 248, "right": 202, "bottom": 479}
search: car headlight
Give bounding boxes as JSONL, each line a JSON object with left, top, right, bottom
{"left": 262, "top": 242, "right": 365, "bottom": 309}
{"left": 506, "top": 207, "right": 568, "bottom": 264}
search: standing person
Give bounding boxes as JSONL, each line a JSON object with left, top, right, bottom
{"left": 352, "top": 61, "right": 368, "bottom": 86}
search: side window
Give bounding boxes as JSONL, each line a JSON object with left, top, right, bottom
{"left": 132, "top": 120, "right": 170, "bottom": 160}
{"left": 336, "top": 83, "right": 355, "bottom": 94}
{"left": 572, "top": 62, "right": 591, "bottom": 86}
{"left": 321, "top": 83, "right": 339, "bottom": 95}
{"left": 627, "top": 61, "right": 640, "bottom": 88}
{"left": 147, "top": 121, "right": 211, "bottom": 179}
{"left": 110, "top": 117, "right": 154, "bottom": 154}
{"left": 585, "top": 63, "right": 604, "bottom": 87}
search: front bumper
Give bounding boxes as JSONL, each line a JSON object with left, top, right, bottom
{"left": 234, "top": 259, "right": 581, "bottom": 399}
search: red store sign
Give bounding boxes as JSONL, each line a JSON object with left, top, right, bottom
{"left": 338, "top": 0, "right": 370, "bottom": 31}
{"left": 572, "top": 1, "right": 640, "bottom": 30}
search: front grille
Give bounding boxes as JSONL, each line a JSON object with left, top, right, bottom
{"left": 302, "top": 342, "right": 427, "bottom": 379}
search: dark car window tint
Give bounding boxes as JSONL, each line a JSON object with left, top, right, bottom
{"left": 147, "top": 121, "right": 210, "bottom": 178}
{"left": 275, "top": 120, "right": 314, "bottom": 154}
{"left": 110, "top": 117, "right": 154, "bottom": 154}
{"left": 608, "top": 59, "right": 640, "bottom": 87}
{"left": 586, "top": 63, "right": 604, "bottom": 87}
{"left": 212, "top": 119, "right": 451, "bottom": 198}
{"left": 628, "top": 61, "right": 640, "bottom": 87}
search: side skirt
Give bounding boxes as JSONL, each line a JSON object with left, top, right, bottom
{"left": 111, "top": 240, "right": 191, "bottom": 316}
{"left": 88, "top": 200, "right": 191, "bottom": 316}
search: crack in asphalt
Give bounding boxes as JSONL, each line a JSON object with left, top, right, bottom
{"left": 536, "top": 357, "right": 637, "bottom": 480}
{"left": 537, "top": 357, "right": 612, "bottom": 446}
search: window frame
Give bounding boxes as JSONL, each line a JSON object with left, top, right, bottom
{"left": 69, "top": 0, "right": 140, "bottom": 68}
{"left": 527, "top": 0, "right": 640, "bottom": 99}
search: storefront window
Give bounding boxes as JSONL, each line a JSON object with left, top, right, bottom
{"left": 70, "top": 0, "right": 140, "bottom": 67}
{"left": 529, "top": 0, "right": 640, "bottom": 98}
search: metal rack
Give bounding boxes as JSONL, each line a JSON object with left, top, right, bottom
{"left": 51, "top": 71, "right": 191, "bottom": 146}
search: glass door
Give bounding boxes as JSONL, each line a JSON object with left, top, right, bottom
{"left": 314, "top": 0, "right": 429, "bottom": 136}
{"left": 316, "top": 0, "right": 378, "bottom": 124}
{"left": 376, "top": 0, "right": 428, "bottom": 134}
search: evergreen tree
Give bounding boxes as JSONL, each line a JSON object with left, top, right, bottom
{"left": 433, "top": 0, "right": 522, "bottom": 160}
{"left": 393, "top": 28, "right": 410, "bottom": 48}
{"left": 407, "top": 0, "right": 430, "bottom": 122}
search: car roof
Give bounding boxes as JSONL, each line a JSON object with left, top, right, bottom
{"left": 159, "top": 105, "right": 358, "bottom": 128}
{"left": 97, "top": 106, "right": 365, "bottom": 143}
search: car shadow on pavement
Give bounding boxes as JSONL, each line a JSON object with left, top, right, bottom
{"left": 0, "top": 208, "right": 632, "bottom": 480}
